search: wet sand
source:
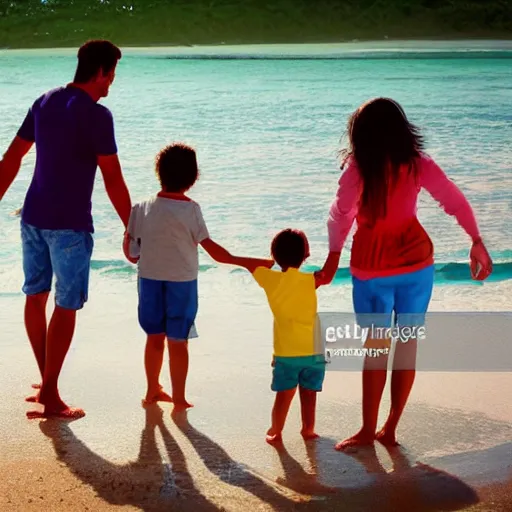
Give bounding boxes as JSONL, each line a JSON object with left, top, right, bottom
{"left": 1, "top": 288, "right": 511, "bottom": 511}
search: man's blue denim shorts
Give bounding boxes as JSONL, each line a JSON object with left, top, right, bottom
{"left": 21, "top": 221, "right": 94, "bottom": 310}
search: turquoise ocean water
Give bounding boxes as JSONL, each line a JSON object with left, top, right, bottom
{"left": 0, "top": 43, "right": 511, "bottom": 306}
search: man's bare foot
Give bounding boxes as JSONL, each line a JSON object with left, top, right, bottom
{"left": 25, "top": 391, "right": 40, "bottom": 403}
{"left": 172, "top": 400, "right": 193, "bottom": 411}
{"left": 266, "top": 428, "right": 283, "bottom": 445}
{"left": 301, "top": 429, "right": 320, "bottom": 441}
{"left": 26, "top": 396, "right": 85, "bottom": 420}
{"left": 142, "top": 386, "right": 173, "bottom": 407}
{"left": 375, "top": 427, "right": 400, "bottom": 447}
{"left": 335, "top": 430, "right": 375, "bottom": 451}
{"left": 27, "top": 405, "right": 85, "bottom": 420}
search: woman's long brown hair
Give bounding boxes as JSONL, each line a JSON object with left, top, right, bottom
{"left": 341, "top": 97, "right": 425, "bottom": 223}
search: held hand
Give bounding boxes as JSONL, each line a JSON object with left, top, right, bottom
{"left": 123, "top": 231, "right": 140, "bottom": 265}
{"left": 470, "top": 238, "right": 492, "bottom": 281}
{"left": 315, "top": 251, "right": 341, "bottom": 287}
{"left": 262, "top": 258, "right": 274, "bottom": 269}
{"left": 126, "top": 253, "right": 139, "bottom": 265}
{"left": 314, "top": 270, "right": 327, "bottom": 286}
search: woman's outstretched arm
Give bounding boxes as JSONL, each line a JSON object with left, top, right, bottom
{"left": 420, "top": 155, "right": 492, "bottom": 279}
{"left": 419, "top": 156, "right": 481, "bottom": 241}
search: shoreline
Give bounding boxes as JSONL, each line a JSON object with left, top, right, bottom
{"left": 1, "top": 39, "right": 512, "bottom": 55}
{"left": 1, "top": 35, "right": 512, "bottom": 51}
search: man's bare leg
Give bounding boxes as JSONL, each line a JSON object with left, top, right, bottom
{"left": 27, "top": 305, "right": 85, "bottom": 419}
{"left": 24, "top": 292, "right": 49, "bottom": 402}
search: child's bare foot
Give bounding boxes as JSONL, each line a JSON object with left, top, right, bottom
{"left": 142, "top": 386, "right": 173, "bottom": 407}
{"left": 172, "top": 400, "right": 193, "bottom": 411}
{"left": 32, "top": 383, "right": 41, "bottom": 389}
{"left": 301, "top": 429, "right": 320, "bottom": 441}
{"left": 335, "top": 429, "right": 375, "bottom": 451}
{"left": 375, "top": 427, "right": 400, "bottom": 447}
{"left": 266, "top": 428, "right": 283, "bottom": 445}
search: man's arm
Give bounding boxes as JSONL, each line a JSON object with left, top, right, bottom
{"left": 98, "top": 154, "right": 132, "bottom": 228}
{"left": 0, "top": 136, "right": 33, "bottom": 201}
{"left": 200, "top": 238, "right": 273, "bottom": 271}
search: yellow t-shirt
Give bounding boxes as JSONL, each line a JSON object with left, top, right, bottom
{"left": 252, "top": 267, "right": 319, "bottom": 357}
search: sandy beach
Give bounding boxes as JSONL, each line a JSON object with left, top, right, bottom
{"left": 1, "top": 275, "right": 511, "bottom": 512}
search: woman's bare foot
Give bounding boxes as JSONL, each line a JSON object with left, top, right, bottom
{"left": 172, "top": 400, "right": 193, "bottom": 411}
{"left": 301, "top": 429, "right": 320, "bottom": 441}
{"left": 335, "top": 429, "right": 375, "bottom": 451}
{"left": 142, "top": 386, "right": 173, "bottom": 407}
{"left": 375, "top": 427, "right": 399, "bottom": 446}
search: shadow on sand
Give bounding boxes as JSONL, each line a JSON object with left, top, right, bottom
{"left": 39, "top": 405, "right": 219, "bottom": 511}
{"left": 170, "top": 409, "right": 480, "bottom": 512}
{"left": 39, "top": 406, "right": 480, "bottom": 512}
{"left": 39, "top": 405, "right": 303, "bottom": 512}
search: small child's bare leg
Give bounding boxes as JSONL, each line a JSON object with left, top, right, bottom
{"left": 299, "top": 387, "right": 319, "bottom": 440}
{"left": 168, "top": 339, "right": 193, "bottom": 410}
{"left": 143, "top": 334, "right": 172, "bottom": 406}
{"left": 266, "top": 388, "right": 296, "bottom": 444}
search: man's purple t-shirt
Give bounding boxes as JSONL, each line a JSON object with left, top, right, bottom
{"left": 17, "top": 85, "right": 117, "bottom": 233}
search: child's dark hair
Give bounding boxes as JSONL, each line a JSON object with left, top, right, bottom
{"left": 156, "top": 143, "right": 199, "bottom": 193}
{"left": 271, "top": 229, "right": 310, "bottom": 269}
{"left": 341, "top": 97, "right": 425, "bottom": 223}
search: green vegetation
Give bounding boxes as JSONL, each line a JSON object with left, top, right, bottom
{"left": 0, "top": 0, "right": 511, "bottom": 48}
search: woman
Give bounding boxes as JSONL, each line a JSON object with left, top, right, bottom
{"left": 324, "top": 97, "right": 492, "bottom": 449}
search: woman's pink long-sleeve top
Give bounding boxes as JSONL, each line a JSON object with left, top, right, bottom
{"left": 327, "top": 154, "right": 480, "bottom": 280}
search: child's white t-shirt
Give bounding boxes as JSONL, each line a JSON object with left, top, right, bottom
{"left": 127, "top": 195, "right": 209, "bottom": 282}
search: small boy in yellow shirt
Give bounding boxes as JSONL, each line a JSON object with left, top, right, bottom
{"left": 231, "top": 228, "right": 340, "bottom": 444}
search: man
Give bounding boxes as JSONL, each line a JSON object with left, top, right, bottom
{"left": 0, "top": 40, "right": 131, "bottom": 419}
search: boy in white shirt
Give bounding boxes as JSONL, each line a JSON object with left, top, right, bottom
{"left": 123, "top": 143, "right": 272, "bottom": 410}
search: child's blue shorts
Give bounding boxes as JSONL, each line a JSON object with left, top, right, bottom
{"left": 272, "top": 355, "right": 326, "bottom": 392}
{"left": 138, "top": 277, "right": 198, "bottom": 341}
{"left": 352, "top": 264, "right": 435, "bottom": 328}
